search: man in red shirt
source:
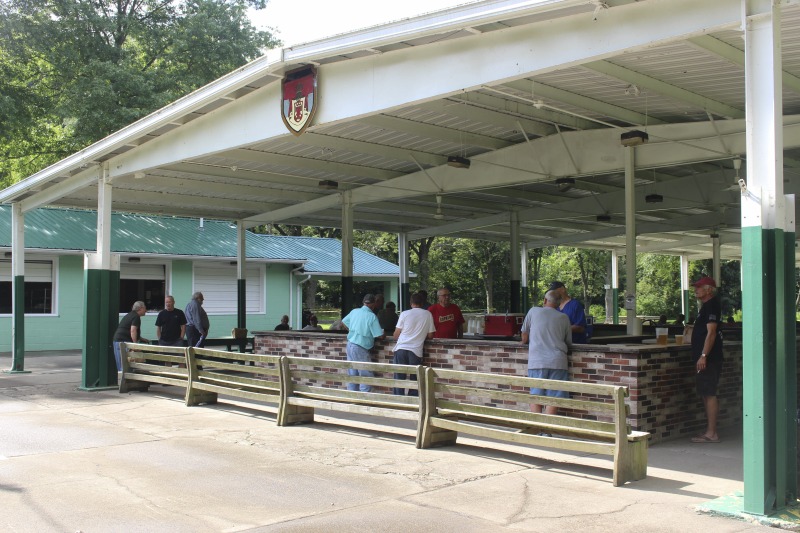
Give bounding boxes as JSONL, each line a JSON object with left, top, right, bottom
{"left": 428, "top": 287, "right": 465, "bottom": 339}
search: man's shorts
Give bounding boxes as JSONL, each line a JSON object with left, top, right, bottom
{"left": 528, "top": 368, "right": 570, "bottom": 398}
{"left": 696, "top": 358, "right": 722, "bottom": 397}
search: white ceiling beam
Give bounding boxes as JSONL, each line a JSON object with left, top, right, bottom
{"left": 360, "top": 114, "right": 514, "bottom": 150}
{"left": 121, "top": 175, "right": 320, "bottom": 202}
{"left": 583, "top": 60, "right": 745, "bottom": 119}
{"left": 502, "top": 80, "right": 667, "bottom": 126}
{"left": 298, "top": 133, "right": 447, "bottom": 167}
{"left": 106, "top": 0, "right": 741, "bottom": 179}
{"left": 19, "top": 167, "right": 100, "bottom": 212}
{"left": 243, "top": 116, "right": 800, "bottom": 228}
{"left": 687, "top": 35, "right": 800, "bottom": 96}
{"left": 420, "top": 98, "right": 555, "bottom": 138}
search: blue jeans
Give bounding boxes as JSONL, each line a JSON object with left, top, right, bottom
{"left": 346, "top": 342, "right": 373, "bottom": 392}
{"left": 392, "top": 349, "right": 421, "bottom": 396}
{"left": 113, "top": 341, "right": 124, "bottom": 372}
{"left": 528, "top": 368, "right": 570, "bottom": 398}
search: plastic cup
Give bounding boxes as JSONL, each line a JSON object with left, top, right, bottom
{"left": 675, "top": 334, "right": 684, "bottom": 345}
{"left": 656, "top": 328, "right": 668, "bottom": 345}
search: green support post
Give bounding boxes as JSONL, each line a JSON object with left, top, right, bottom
{"left": 400, "top": 282, "right": 410, "bottom": 311}
{"left": 80, "top": 267, "right": 119, "bottom": 391}
{"left": 6, "top": 275, "right": 29, "bottom": 373}
{"left": 510, "top": 279, "right": 521, "bottom": 313}
{"left": 237, "top": 278, "right": 246, "bottom": 329}
{"left": 612, "top": 288, "right": 619, "bottom": 325}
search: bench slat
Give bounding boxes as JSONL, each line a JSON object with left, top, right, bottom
{"left": 287, "top": 397, "right": 420, "bottom": 420}
{"left": 291, "top": 384, "right": 420, "bottom": 408}
{"left": 192, "top": 381, "right": 280, "bottom": 404}
{"left": 434, "top": 382, "right": 616, "bottom": 413}
{"left": 430, "top": 367, "right": 627, "bottom": 396}
{"left": 289, "top": 369, "right": 418, "bottom": 389}
{"left": 196, "top": 370, "right": 280, "bottom": 388}
{"left": 435, "top": 399, "right": 618, "bottom": 433}
{"left": 429, "top": 416, "right": 616, "bottom": 455}
{"left": 285, "top": 356, "right": 420, "bottom": 374}
{"left": 194, "top": 347, "right": 281, "bottom": 365}
{"left": 123, "top": 372, "right": 187, "bottom": 387}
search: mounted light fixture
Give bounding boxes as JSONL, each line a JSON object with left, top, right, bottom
{"left": 596, "top": 214, "right": 612, "bottom": 222}
{"left": 128, "top": 257, "right": 141, "bottom": 263}
{"left": 318, "top": 180, "right": 338, "bottom": 190}
{"left": 555, "top": 177, "right": 575, "bottom": 192}
{"left": 447, "top": 155, "right": 471, "bottom": 169}
{"left": 620, "top": 130, "right": 649, "bottom": 147}
{"left": 645, "top": 193, "right": 663, "bottom": 203}
{"left": 434, "top": 194, "right": 444, "bottom": 220}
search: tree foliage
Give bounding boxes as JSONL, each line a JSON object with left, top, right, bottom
{"left": 0, "top": 0, "right": 278, "bottom": 186}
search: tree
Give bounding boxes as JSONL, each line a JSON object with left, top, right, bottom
{"left": 0, "top": 0, "right": 278, "bottom": 185}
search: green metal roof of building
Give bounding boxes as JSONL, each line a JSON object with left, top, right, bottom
{"left": 0, "top": 206, "right": 400, "bottom": 276}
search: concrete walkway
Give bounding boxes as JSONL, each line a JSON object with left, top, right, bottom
{"left": 0, "top": 351, "right": 771, "bottom": 532}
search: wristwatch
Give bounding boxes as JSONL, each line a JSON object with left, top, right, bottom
{"left": 700, "top": 353, "right": 707, "bottom": 358}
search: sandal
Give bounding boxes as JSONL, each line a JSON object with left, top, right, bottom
{"left": 691, "top": 435, "right": 720, "bottom": 443}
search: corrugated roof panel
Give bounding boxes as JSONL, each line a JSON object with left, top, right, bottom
{"left": 0, "top": 206, "right": 400, "bottom": 275}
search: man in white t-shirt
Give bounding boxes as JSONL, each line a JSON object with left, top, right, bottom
{"left": 391, "top": 292, "right": 436, "bottom": 396}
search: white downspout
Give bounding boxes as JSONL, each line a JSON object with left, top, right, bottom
{"left": 296, "top": 274, "right": 312, "bottom": 328}
{"left": 289, "top": 265, "right": 304, "bottom": 328}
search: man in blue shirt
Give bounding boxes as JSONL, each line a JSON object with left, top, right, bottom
{"left": 342, "top": 294, "right": 385, "bottom": 392}
{"left": 549, "top": 281, "right": 588, "bottom": 343}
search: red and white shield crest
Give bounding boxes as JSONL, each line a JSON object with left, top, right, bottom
{"left": 281, "top": 66, "right": 318, "bottom": 136}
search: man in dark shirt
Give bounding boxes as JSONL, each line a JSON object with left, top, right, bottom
{"left": 113, "top": 301, "right": 148, "bottom": 371}
{"left": 274, "top": 315, "right": 291, "bottom": 331}
{"left": 155, "top": 295, "right": 186, "bottom": 347}
{"left": 185, "top": 292, "right": 210, "bottom": 348}
{"left": 690, "top": 276, "right": 723, "bottom": 443}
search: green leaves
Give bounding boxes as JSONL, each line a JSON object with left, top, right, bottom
{"left": 0, "top": 0, "right": 279, "bottom": 184}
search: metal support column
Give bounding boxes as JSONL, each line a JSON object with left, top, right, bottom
{"left": 81, "top": 165, "right": 119, "bottom": 390}
{"left": 712, "top": 233, "right": 722, "bottom": 287}
{"left": 610, "top": 251, "right": 620, "bottom": 325}
{"left": 680, "top": 254, "right": 690, "bottom": 318}
{"left": 341, "top": 191, "right": 354, "bottom": 317}
{"left": 510, "top": 210, "right": 521, "bottom": 313}
{"left": 236, "top": 221, "right": 246, "bottom": 330}
{"left": 741, "top": 0, "right": 796, "bottom": 514}
{"left": 624, "top": 147, "right": 638, "bottom": 334}
{"left": 6, "top": 203, "right": 29, "bottom": 373}
{"left": 521, "top": 242, "right": 529, "bottom": 312}
{"left": 398, "top": 232, "right": 410, "bottom": 311}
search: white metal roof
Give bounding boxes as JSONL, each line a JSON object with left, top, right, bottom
{"left": 3, "top": 0, "right": 800, "bottom": 261}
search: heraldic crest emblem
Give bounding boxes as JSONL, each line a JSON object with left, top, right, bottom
{"left": 281, "top": 66, "right": 318, "bottom": 136}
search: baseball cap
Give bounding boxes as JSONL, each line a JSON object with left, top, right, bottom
{"left": 548, "top": 281, "right": 565, "bottom": 291}
{"left": 693, "top": 276, "right": 716, "bottom": 288}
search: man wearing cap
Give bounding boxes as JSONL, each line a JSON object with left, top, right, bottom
{"left": 690, "top": 276, "right": 724, "bottom": 443}
{"left": 342, "top": 294, "right": 385, "bottom": 392}
{"left": 549, "top": 281, "right": 588, "bottom": 343}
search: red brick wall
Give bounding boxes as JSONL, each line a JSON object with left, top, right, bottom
{"left": 255, "top": 331, "right": 743, "bottom": 443}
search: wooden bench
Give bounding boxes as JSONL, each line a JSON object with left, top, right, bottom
{"left": 185, "top": 347, "right": 282, "bottom": 408}
{"left": 418, "top": 367, "right": 649, "bottom": 486}
{"left": 277, "top": 356, "right": 425, "bottom": 444}
{"left": 119, "top": 342, "right": 190, "bottom": 394}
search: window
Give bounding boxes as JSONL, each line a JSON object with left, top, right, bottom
{"left": 193, "top": 262, "right": 264, "bottom": 314}
{"left": 119, "top": 263, "right": 166, "bottom": 313}
{"left": 0, "top": 260, "right": 54, "bottom": 314}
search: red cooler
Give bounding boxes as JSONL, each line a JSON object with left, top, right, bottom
{"left": 483, "top": 313, "right": 525, "bottom": 336}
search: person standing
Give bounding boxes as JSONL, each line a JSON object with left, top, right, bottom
{"left": 428, "top": 287, "right": 465, "bottom": 339}
{"left": 548, "top": 281, "right": 588, "bottom": 343}
{"left": 113, "top": 301, "right": 148, "bottom": 371}
{"left": 155, "top": 295, "right": 186, "bottom": 347}
{"left": 377, "top": 301, "right": 399, "bottom": 334}
{"left": 302, "top": 314, "right": 323, "bottom": 331}
{"left": 391, "top": 292, "right": 435, "bottom": 396}
{"left": 274, "top": 315, "right": 291, "bottom": 331}
{"left": 690, "top": 276, "right": 724, "bottom": 444}
{"left": 342, "top": 294, "right": 385, "bottom": 392}
{"left": 520, "top": 290, "right": 572, "bottom": 415}
{"left": 185, "top": 292, "right": 210, "bottom": 348}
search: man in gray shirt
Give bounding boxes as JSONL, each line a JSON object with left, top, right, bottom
{"left": 185, "top": 292, "right": 210, "bottom": 348}
{"left": 520, "top": 290, "right": 572, "bottom": 415}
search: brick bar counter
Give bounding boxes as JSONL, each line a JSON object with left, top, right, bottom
{"left": 253, "top": 331, "right": 743, "bottom": 443}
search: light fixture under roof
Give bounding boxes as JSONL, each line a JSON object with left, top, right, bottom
{"left": 596, "top": 214, "right": 612, "bottom": 222}
{"left": 434, "top": 194, "right": 444, "bottom": 220}
{"left": 620, "top": 130, "right": 649, "bottom": 147}
{"left": 447, "top": 156, "right": 471, "bottom": 169}
{"left": 645, "top": 193, "right": 663, "bottom": 204}
{"left": 555, "top": 177, "right": 575, "bottom": 192}
{"left": 318, "top": 180, "right": 338, "bottom": 190}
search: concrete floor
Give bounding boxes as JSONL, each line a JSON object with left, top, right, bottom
{"left": 0, "top": 351, "right": 775, "bottom": 532}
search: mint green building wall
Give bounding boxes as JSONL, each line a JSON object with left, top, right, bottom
{"left": 265, "top": 264, "right": 293, "bottom": 330}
